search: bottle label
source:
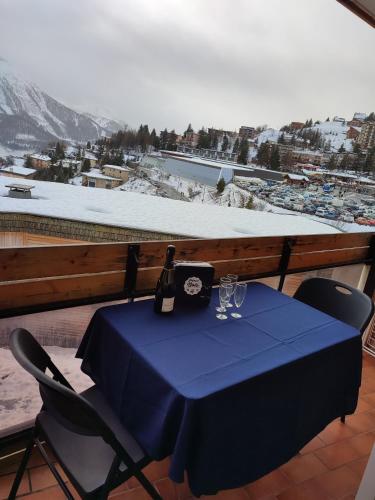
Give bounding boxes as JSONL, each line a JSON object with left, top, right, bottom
{"left": 162, "top": 297, "right": 175, "bottom": 312}
{"left": 184, "top": 276, "right": 203, "bottom": 296}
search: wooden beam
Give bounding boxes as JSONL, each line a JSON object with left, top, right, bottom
{"left": 337, "top": 0, "right": 375, "bottom": 28}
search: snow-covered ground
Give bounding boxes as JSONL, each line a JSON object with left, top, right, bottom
{"left": 309, "top": 120, "right": 352, "bottom": 152}
{"left": 0, "top": 175, "right": 338, "bottom": 238}
{"left": 0, "top": 346, "right": 93, "bottom": 437}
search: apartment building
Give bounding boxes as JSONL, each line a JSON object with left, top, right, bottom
{"left": 357, "top": 122, "right": 375, "bottom": 149}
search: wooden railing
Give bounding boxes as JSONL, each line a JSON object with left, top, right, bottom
{"left": 0, "top": 232, "right": 374, "bottom": 318}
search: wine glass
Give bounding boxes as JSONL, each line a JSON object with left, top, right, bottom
{"left": 216, "top": 283, "right": 232, "bottom": 320}
{"left": 216, "top": 277, "right": 232, "bottom": 311}
{"left": 231, "top": 283, "right": 247, "bottom": 318}
{"left": 226, "top": 274, "right": 238, "bottom": 308}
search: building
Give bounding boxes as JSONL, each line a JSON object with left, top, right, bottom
{"left": 29, "top": 154, "right": 51, "bottom": 169}
{"left": 141, "top": 153, "right": 234, "bottom": 187}
{"left": 290, "top": 122, "right": 304, "bottom": 131}
{"left": 239, "top": 126, "right": 256, "bottom": 139}
{"left": 292, "top": 149, "right": 323, "bottom": 166}
{"left": 61, "top": 159, "right": 81, "bottom": 172}
{"left": 284, "top": 173, "right": 309, "bottom": 186}
{"left": 0, "top": 165, "right": 36, "bottom": 179}
{"left": 82, "top": 169, "right": 123, "bottom": 189}
{"left": 357, "top": 122, "right": 375, "bottom": 150}
{"left": 353, "top": 112, "right": 367, "bottom": 121}
{"left": 102, "top": 164, "right": 131, "bottom": 182}
{"left": 83, "top": 151, "right": 98, "bottom": 168}
{"left": 184, "top": 131, "right": 199, "bottom": 147}
{"left": 346, "top": 126, "right": 361, "bottom": 139}
{"left": 333, "top": 116, "right": 346, "bottom": 123}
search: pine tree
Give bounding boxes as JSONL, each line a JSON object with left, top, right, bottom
{"left": 245, "top": 196, "right": 254, "bottom": 209}
{"left": 237, "top": 138, "right": 249, "bottom": 165}
{"left": 232, "top": 137, "right": 240, "bottom": 154}
{"left": 270, "top": 146, "right": 280, "bottom": 170}
{"left": 86, "top": 141, "right": 91, "bottom": 150}
{"left": 338, "top": 143, "right": 346, "bottom": 153}
{"left": 327, "top": 155, "right": 336, "bottom": 170}
{"left": 256, "top": 142, "right": 270, "bottom": 166}
{"left": 197, "top": 128, "right": 210, "bottom": 149}
{"left": 159, "top": 129, "right": 169, "bottom": 150}
{"left": 216, "top": 177, "right": 225, "bottom": 194}
{"left": 326, "top": 117, "right": 330, "bottom": 122}
{"left": 184, "top": 123, "right": 193, "bottom": 137}
{"left": 24, "top": 156, "right": 33, "bottom": 168}
{"left": 365, "top": 112, "right": 375, "bottom": 122}
{"left": 81, "top": 158, "right": 91, "bottom": 172}
{"left": 221, "top": 135, "right": 229, "bottom": 152}
{"left": 278, "top": 133, "right": 285, "bottom": 144}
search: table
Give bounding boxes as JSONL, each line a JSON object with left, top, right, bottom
{"left": 77, "top": 282, "right": 362, "bottom": 496}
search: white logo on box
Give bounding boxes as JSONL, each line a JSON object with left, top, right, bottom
{"left": 184, "top": 277, "right": 203, "bottom": 296}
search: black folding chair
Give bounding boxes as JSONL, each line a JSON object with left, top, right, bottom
{"left": 294, "top": 277, "right": 374, "bottom": 334}
{"left": 294, "top": 277, "right": 374, "bottom": 423}
{"left": 8, "top": 328, "right": 162, "bottom": 500}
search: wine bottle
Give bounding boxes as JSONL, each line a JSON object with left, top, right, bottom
{"left": 154, "top": 245, "right": 176, "bottom": 314}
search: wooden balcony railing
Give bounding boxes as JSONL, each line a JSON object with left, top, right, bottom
{"left": 0, "top": 232, "right": 374, "bottom": 318}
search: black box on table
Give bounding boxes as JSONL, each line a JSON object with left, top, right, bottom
{"left": 174, "top": 262, "right": 214, "bottom": 307}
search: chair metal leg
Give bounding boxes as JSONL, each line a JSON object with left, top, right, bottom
{"left": 340, "top": 415, "right": 346, "bottom": 423}
{"left": 35, "top": 439, "right": 75, "bottom": 500}
{"left": 8, "top": 434, "right": 35, "bottom": 500}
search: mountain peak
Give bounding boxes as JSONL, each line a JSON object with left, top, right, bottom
{"left": 0, "top": 60, "right": 123, "bottom": 150}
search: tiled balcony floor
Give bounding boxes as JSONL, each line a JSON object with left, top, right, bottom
{"left": 0, "top": 350, "right": 374, "bottom": 500}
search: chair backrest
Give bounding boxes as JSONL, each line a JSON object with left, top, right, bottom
{"left": 294, "top": 277, "right": 374, "bottom": 334}
{"left": 9, "top": 329, "right": 118, "bottom": 446}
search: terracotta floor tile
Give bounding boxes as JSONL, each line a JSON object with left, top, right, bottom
{"left": 154, "top": 478, "right": 178, "bottom": 500}
{"left": 300, "top": 436, "right": 326, "bottom": 454}
{"left": 29, "top": 464, "right": 57, "bottom": 491}
{"left": 202, "top": 486, "right": 250, "bottom": 499}
{"left": 245, "top": 469, "right": 291, "bottom": 498}
{"left": 109, "top": 486, "right": 154, "bottom": 499}
{"left": 345, "top": 411, "right": 375, "bottom": 433}
{"left": 359, "top": 377, "right": 375, "bottom": 395}
{"left": 355, "top": 397, "right": 373, "bottom": 414}
{"left": 307, "top": 465, "right": 361, "bottom": 499}
{"left": 362, "top": 391, "right": 375, "bottom": 408}
{"left": 315, "top": 439, "right": 361, "bottom": 469}
{"left": 346, "top": 457, "right": 369, "bottom": 479}
{"left": 318, "top": 420, "right": 356, "bottom": 445}
{"left": 0, "top": 471, "right": 30, "bottom": 499}
{"left": 175, "top": 476, "right": 193, "bottom": 500}
{"left": 127, "top": 458, "right": 170, "bottom": 488}
{"left": 19, "top": 485, "right": 66, "bottom": 499}
{"left": 280, "top": 453, "right": 328, "bottom": 484}
{"left": 347, "top": 432, "right": 375, "bottom": 457}
{"left": 276, "top": 482, "right": 331, "bottom": 500}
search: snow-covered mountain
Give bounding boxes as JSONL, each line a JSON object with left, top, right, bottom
{"left": 82, "top": 112, "right": 123, "bottom": 134}
{"left": 0, "top": 58, "right": 122, "bottom": 150}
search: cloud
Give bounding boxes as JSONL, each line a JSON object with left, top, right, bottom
{"left": 0, "top": 0, "right": 374, "bottom": 132}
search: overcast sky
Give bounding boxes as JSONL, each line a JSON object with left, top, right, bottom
{"left": 0, "top": 0, "right": 374, "bottom": 133}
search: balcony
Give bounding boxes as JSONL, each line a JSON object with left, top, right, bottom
{"left": 0, "top": 231, "right": 374, "bottom": 499}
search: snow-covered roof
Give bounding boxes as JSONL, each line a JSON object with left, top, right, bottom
{"left": 293, "top": 149, "right": 322, "bottom": 156}
{"left": 84, "top": 152, "right": 97, "bottom": 160}
{"left": 0, "top": 177, "right": 338, "bottom": 238}
{"left": 30, "top": 154, "right": 50, "bottom": 161}
{"left": 0, "top": 165, "right": 36, "bottom": 176}
{"left": 284, "top": 173, "right": 309, "bottom": 181}
{"left": 103, "top": 164, "right": 131, "bottom": 172}
{"left": 82, "top": 169, "right": 119, "bottom": 181}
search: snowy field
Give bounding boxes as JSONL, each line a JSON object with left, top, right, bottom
{"left": 0, "top": 346, "right": 93, "bottom": 437}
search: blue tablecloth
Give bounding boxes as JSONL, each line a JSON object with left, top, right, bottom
{"left": 77, "top": 282, "right": 362, "bottom": 496}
